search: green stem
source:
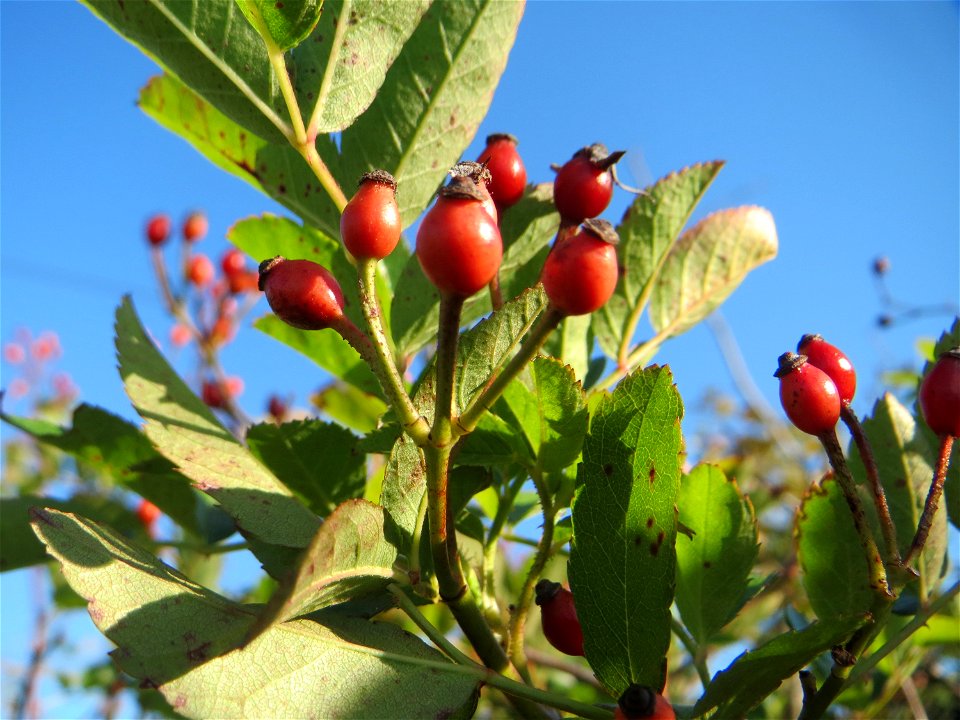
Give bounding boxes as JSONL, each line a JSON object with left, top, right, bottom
{"left": 840, "top": 405, "right": 902, "bottom": 567}
{"left": 817, "top": 429, "right": 894, "bottom": 601}
{"left": 357, "top": 259, "right": 429, "bottom": 444}
{"left": 459, "top": 306, "right": 563, "bottom": 433}
{"left": 390, "top": 585, "right": 608, "bottom": 720}
{"left": 408, "top": 487, "right": 430, "bottom": 586}
{"left": 904, "top": 434, "right": 954, "bottom": 566}
{"left": 507, "top": 466, "right": 556, "bottom": 678}
{"left": 670, "top": 616, "right": 711, "bottom": 690}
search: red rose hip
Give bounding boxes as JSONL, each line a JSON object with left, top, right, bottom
{"left": 797, "top": 334, "right": 857, "bottom": 405}
{"left": 416, "top": 177, "right": 503, "bottom": 297}
{"left": 182, "top": 211, "right": 208, "bottom": 243}
{"left": 614, "top": 685, "right": 676, "bottom": 720}
{"left": 146, "top": 214, "right": 171, "bottom": 246}
{"left": 187, "top": 254, "right": 215, "bottom": 287}
{"left": 541, "top": 219, "right": 619, "bottom": 316}
{"left": 534, "top": 579, "right": 584, "bottom": 656}
{"left": 258, "top": 256, "right": 346, "bottom": 331}
{"left": 919, "top": 347, "right": 960, "bottom": 438}
{"left": 340, "top": 170, "right": 402, "bottom": 260}
{"left": 477, "top": 133, "right": 526, "bottom": 210}
{"left": 552, "top": 144, "right": 625, "bottom": 223}
{"left": 775, "top": 352, "right": 841, "bottom": 435}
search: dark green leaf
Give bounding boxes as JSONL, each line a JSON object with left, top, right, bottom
{"left": 675, "top": 464, "right": 758, "bottom": 643}
{"left": 694, "top": 615, "right": 868, "bottom": 718}
{"left": 1, "top": 404, "right": 202, "bottom": 535}
{"left": 246, "top": 419, "right": 365, "bottom": 515}
{"left": 795, "top": 477, "right": 873, "bottom": 621}
{"left": 236, "top": 0, "right": 323, "bottom": 51}
{"left": 568, "top": 365, "right": 683, "bottom": 695}
{"left": 115, "top": 296, "right": 319, "bottom": 548}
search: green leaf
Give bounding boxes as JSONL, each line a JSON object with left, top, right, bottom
{"left": 1, "top": 404, "right": 201, "bottom": 535}
{"left": 390, "top": 189, "right": 554, "bottom": 358}
{"left": 138, "top": 74, "right": 342, "bottom": 238}
{"left": 246, "top": 420, "right": 365, "bottom": 516}
{"left": 2, "top": 495, "right": 141, "bottom": 572}
{"left": 115, "top": 296, "right": 319, "bottom": 548}
{"left": 340, "top": 0, "right": 525, "bottom": 228}
{"left": 250, "top": 499, "right": 398, "bottom": 639}
{"left": 310, "top": 382, "right": 388, "bottom": 432}
{"left": 594, "top": 162, "right": 724, "bottom": 359}
{"left": 83, "top": 0, "right": 289, "bottom": 143}
{"left": 236, "top": 0, "right": 323, "bottom": 51}
{"left": 30, "top": 509, "right": 478, "bottom": 719}
{"left": 254, "top": 314, "right": 381, "bottom": 395}
{"left": 848, "top": 393, "right": 947, "bottom": 599}
{"left": 675, "top": 464, "right": 758, "bottom": 643}
{"left": 456, "top": 411, "right": 532, "bottom": 467}
{"left": 694, "top": 615, "right": 867, "bottom": 718}
{"left": 649, "top": 206, "right": 777, "bottom": 339}
{"left": 499, "top": 357, "right": 588, "bottom": 474}
{"left": 795, "top": 477, "right": 873, "bottom": 621}
{"left": 568, "top": 366, "right": 684, "bottom": 696}
{"left": 292, "top": 0, "right": 430, "bottom": 132}
{"left": 380, "top": 434, "right": 426, "bottom": 554}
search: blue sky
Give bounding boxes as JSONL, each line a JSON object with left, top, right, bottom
{"left": 2, "top": 1, "right": 958, "bottom": 716}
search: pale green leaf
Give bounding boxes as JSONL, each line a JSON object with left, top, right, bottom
{"left": 340, "top": 0, "right": 525, "bottom": 227}
{"left": 594, "top": 162, "right": 724, "bottom": 359}
{"left": 649, "top": 206, "right": 778, "bottom": 338}
{"left": 115, "top": 296, "right": 318, "bottom": 548}
{"left": 292, "top": 0, "right": 430, "bottom": 132}
{"left": 30, "top": 509, "right": 478, "bottom": 719}
{"left": 310, "top": 382, "right": 388, "bottom": 432}
{"left": 250, "top": 499, "right": 398, "bottom": 638}
{"left": 380, "top": 434, "right": 426, "bottom": 554}
{"left": 568, "top": 366, "right": 683, "bottom": 696}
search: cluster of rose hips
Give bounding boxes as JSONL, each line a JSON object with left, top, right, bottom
{"left": 260, "top": 134, "right": 627, "bottom": 335}
{"left": 145, "top": 211, "right": 263, "bottom": 415}
{"left": 775, "top": 333, "right": 959, "bottom": 570}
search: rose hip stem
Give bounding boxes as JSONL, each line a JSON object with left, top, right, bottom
{"left": 839, "top": 405, "right": 903, "bottom": 568}
{"left": 903, "top": 434, "right": 955, "bottom": 566}
{"left": 817, "top": 428, "right": 894, "bottom": 601}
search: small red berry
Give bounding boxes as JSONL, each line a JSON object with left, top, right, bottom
{"left": 146, "top": 214, "right": 171, "bottom": 246}
{"left": 187, "top": 254, "right": 215, "bottom": 287}
{"left": 221, "top": 247, "right": 247, "bottom": 278}
{"left": 534, "top": 579, "right": 584, "bottom": 656}
{"left": 797, "top": 334, "right": 857, "bottom": 405}
{"left": 477, "top": 133, "right": 526, "bottom": 210}
{"left": 201, "top": 377, "right": 243, "bottom": 409}
{"left": 614, "top": 686, "right": 675, "bottom": 720}
{"left": 208, "top": 315, "right": 235, "bottom": 346}
{"left": 182, "top": 211, "right": 208, "bottom": 243}
{"left": 258, "top": 256, "right": 346, "bottom": 330}
{"left": 541, "top": 219, "right": 619, "bottom": 316}
{"left": 919, "top": 347, "right": 960, "bottom": 438}
{"left": 136, "top": 499, "right": 162, "bottom": 528}
{"left": 416, "top": 177, "right": 503, "bottom": 297}
{"left": 340, "top": 170, "right": 402, "bottom": 260}
{"left": 552, "top": 144, "right": 624, "bottom": 223}
{"left": 775, "top": 352, "right": 841, "bottom": 435}
{"left": 170, "top": 323, "right": 191, "bottom": 347}
{"left": 268, "top": 395, "right": 289, "bottom": 422}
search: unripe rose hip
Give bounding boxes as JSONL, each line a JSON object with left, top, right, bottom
{"left": 775, "top": 352, "right": 841, "bottom": 435}
{"left": 919, "top": 348, "right": 960, "bottom": 438}
{"left": 258, "top": 256, "right": 346, "bottom": 330}
{"left": 340, "top": 170, "right": 402, "bottom": 260}
{"left": 187, "top": 254, "right": 215, "bottom": 288}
